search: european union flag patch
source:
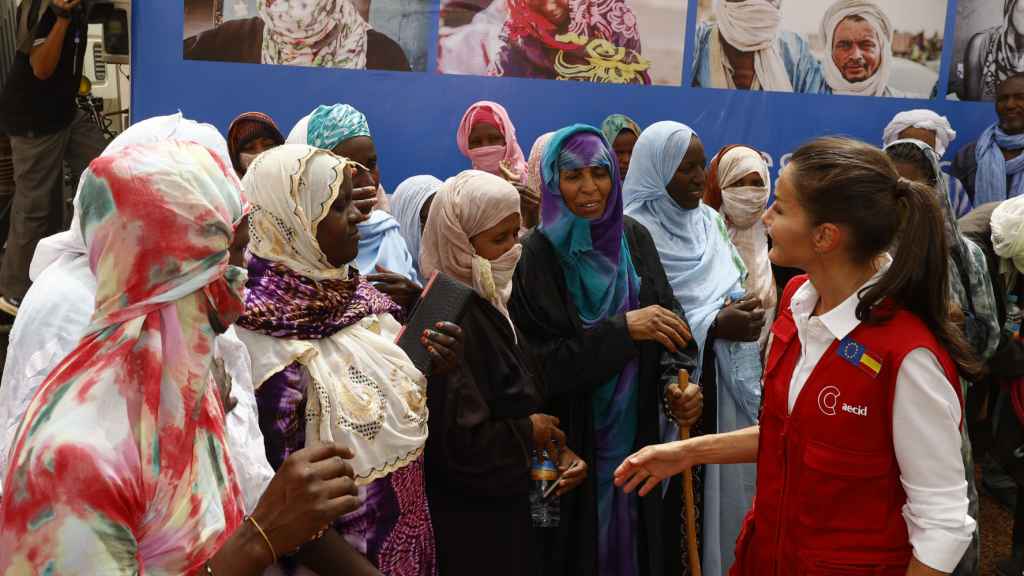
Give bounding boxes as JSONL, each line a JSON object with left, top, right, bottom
{"left": 838, "top": 337, "right": 882, "bottom": 378}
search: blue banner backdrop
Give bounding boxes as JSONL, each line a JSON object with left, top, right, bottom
{"left": 135, "top": 0, "right": 994, "bottom": 194}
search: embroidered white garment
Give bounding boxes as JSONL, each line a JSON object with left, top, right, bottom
{"left": 236, "top": 314, "right": 428, "bottom": 486}
{"left": 238, "top": 145, "right": 429, "bottom": 486}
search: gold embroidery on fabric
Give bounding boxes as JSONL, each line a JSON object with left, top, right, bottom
{"left": 552, "top": 35, "right": 650, "bottom": 84}
{"left": 335, "top": 365, "right": 386, "bottom": 440}
{"left": 354, "top": 446, "right": 425, "bottom": 487}
{"left": 367, "top": 319, "right": 382, "bottom": 335}
{"left": 390, "top": 367, "right": 428, "bottom": 425}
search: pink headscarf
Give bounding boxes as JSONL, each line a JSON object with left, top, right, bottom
{"left": 419, "top": 170, "right": 522, "bottom": 318}
{"left": 456, "top": 101, "right": 529, "bottom": 180}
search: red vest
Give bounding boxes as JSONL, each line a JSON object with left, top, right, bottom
{"left": 731, "top": 276, "right": 962, "bottom": 576}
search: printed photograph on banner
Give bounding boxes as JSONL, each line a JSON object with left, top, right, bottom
{"left": 691, "top": 0, "right": 947, "bottom": 98}
{"left": 435, "top": 0, "right": 688, "bottom": 85}
{"left": 182, "top": 0, "right": 432, "bottom": 72}
{"left": 947, "top": 0, "right": 1023, "bottom": 101}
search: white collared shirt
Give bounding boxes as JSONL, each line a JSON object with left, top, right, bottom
{"left": 785, "top": 262, "right": 975, "bottom": 572}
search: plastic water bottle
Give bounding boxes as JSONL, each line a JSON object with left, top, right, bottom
{"left": 1006, "top": 294, "right": 1022, "bottom": 341}
{"left": 530, "top": 451, "right": 560, "bottom": 528}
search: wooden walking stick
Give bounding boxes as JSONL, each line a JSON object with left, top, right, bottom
{"left": 677, "top": 370, "right": 702, "bottom": 576}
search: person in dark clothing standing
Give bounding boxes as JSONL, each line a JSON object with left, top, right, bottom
{"left": 959, "top": 200, "right": 1024, "bottom": 576}
{"left": 510, "top": 124, "right": 701, "bottom": 576}
{"left": 418, "top": 169, "right": 588, "bottom": 576}
{"left": 0, "top": 0, "right": 107, "bottom": 315}
{"left": 951, "top": 73, "right": 1024, "bottom": 207}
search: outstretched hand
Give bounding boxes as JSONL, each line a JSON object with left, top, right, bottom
{"left": 613, "top": 441, "right": 696, "bottom": 497}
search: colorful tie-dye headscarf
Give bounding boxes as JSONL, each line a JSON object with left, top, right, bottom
{"left": 539, "top": 123, "right": 637, "bottom": 324}
{"left": 0, "top": 141, "right": 246, "bottom": 574}
{"left": 600, "top": 114, "right": 641, "bottom": 146}
{"left": 307, "top": 103, "right": 372, "bottom": 151}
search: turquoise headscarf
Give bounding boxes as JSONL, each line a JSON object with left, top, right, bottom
{"left": 539, "top": 124, "right": 638, "bottom": 324}
{"left": 307, "top": 104, "right": 371, "bottom": 150}
{"left": 540, "top": 123, "right": 642, "bottom": 575}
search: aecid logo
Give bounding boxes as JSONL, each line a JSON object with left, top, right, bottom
{"left": 817, "top": 385, "right": 869, "bottom": 417}
{"left": 818, "top": 386, "right": 840, "bottom": 416}
{"left": 842, "top": 403, "right": 868, "bottom": 417}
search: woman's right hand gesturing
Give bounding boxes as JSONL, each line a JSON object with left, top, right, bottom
{"left": 250, "top": 442, "right": 362, "bottom": 558}
{"left": 613, "top": 440, "right": 697, "bottom": 497}
{"left": 625, "top": 305, "right": 692, "bottom": 352}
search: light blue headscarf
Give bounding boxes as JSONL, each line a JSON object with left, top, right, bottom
{"left": 354, "top": 210, "right": 419, "bottom": 283}
{"left": 623, "top": 121, "right": 747, "bottom": 362}
{"left": 307, "top": 104, "right": 371, "bottom": 151}
{"left": 623, "top": 121, "right": 758, "bottom": 576}
{"left": 974, "top": 123, "right": 1024, "bottom": 205}
{"left": 391, "top": 175, "right": 442, "bottom": 276}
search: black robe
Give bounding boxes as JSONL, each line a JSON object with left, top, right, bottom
{"left": 423, "top": 293, "right": 544, "bottom": 576}
{"left": 508, "top": 217, "right": 699, "bottom": 576}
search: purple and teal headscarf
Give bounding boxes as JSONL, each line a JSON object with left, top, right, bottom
{"left": 539, "top": 124, "right": 638, "bottom": 324}
{"left": 307, "top": 103, "right": 371, "bottom": 150}
{"left": 540, "top": 123, "right": 641, "bottom": 575}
